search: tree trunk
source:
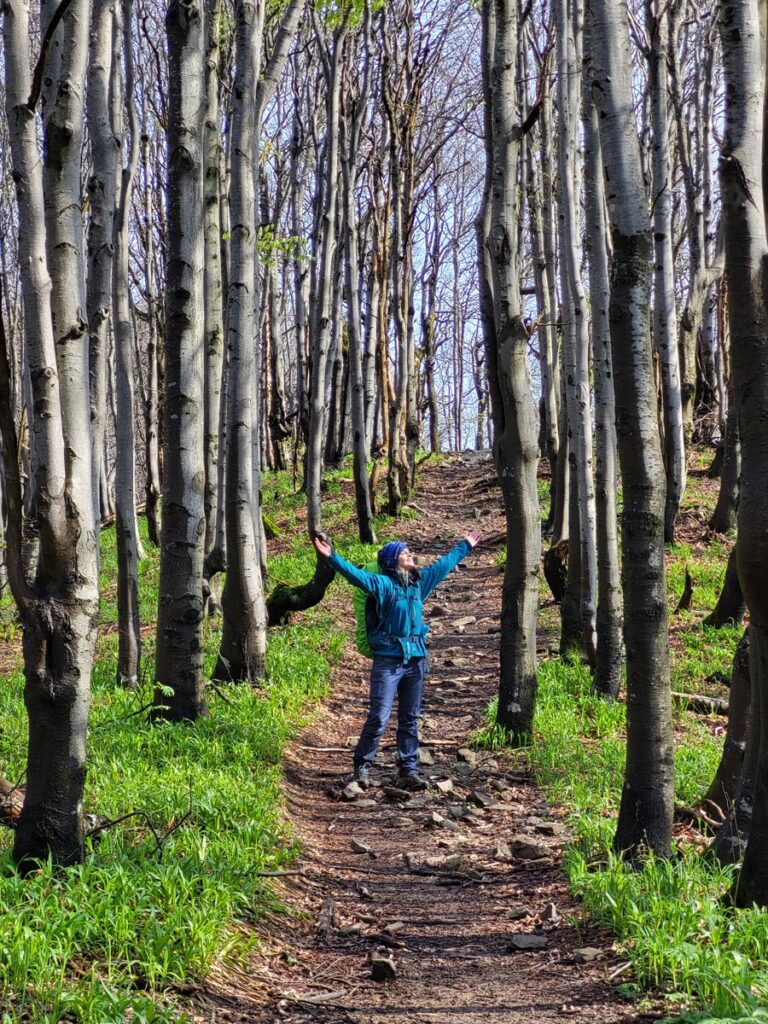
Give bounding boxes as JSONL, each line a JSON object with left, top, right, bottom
{"left": 154, "top": 0, "right": 208, "bottom": 720}
{"left": 4, "top": 0, "right": 99, "bottom": 867}
{"left": 588, "top": 0, "right": 674, "bottom": 859}
{"left": 86, "top": 0, "right": 119, "bottom": 534}
{"left": 306, "top": 16, "right": 346, "bottom": 537}
{"left": 648, "top": 0, "right": 685, "bottom": 543}
{"left": 703, "top": 629, "right": 751, "bottom": 820}
{"left": 213, "top": 0, "right": 268, "bottom": 684}
{"left": 583, "top": 34, "right": 622, "bottom": 698}
{"left": 478, "top": 0, "right": 540, "bottom": 743}
{"left": 340, "top": 7, "right": 376, "bottom": 544}
{"left": 203, "top": 0, "right": 225, "bottom": 610}
{"left": 717, "top": 0, "right": 768, "bottom": 907}
{"left": 709, "top": 379, "right": 740, "bottom": 534}
{"left": 141, "top": 132, "right": 162, "bottom": 547}
{"left": 703, "top": 545, "right": 745, "bottom": 628}
{"left": 112, "top": 0, "right": 142, "bottom": 688}
{"left": 556, "top": 0, "right": 597, "bottom": 667}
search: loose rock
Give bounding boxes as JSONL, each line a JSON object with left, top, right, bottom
{"left": 351, "top": 839, "right": 372, "bottom": 855}
{"left": 435, "top": 779, "right": 454, "bottom": 794}
{"left": 507, "top": 933, "right": 549, "bottom": 952}
{"left": 457, "top": 748, "right": 478, "bottom": 766}
{"left": 537, "top": 821, "right": 566, "bottom": 836}
{"left": 418, "top": 748, "right": 435, "bottom": 765}
{"left": 572, "top": 947, "right": 602, "bottom": 964}
{"left": 510, "top": 835, "right": 550, "bottom": 860}
{"left": 470, "top": 789, "right": 501, "bottom": 809}
{"left": 342, "top": 782, "right": 364, "bottom": 801}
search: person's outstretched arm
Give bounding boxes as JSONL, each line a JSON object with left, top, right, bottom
{"left": 313, "top": 536, "right": 390, "bottom": 601}
{"left": 419, "top": 530, "right": 481, "bottom": 599}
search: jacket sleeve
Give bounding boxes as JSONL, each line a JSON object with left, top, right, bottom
{"left": 418, "top": 539, "right": 472, "bottom": 599}
{"left": 327, "top": 551, "right": 391, "bottom": 602}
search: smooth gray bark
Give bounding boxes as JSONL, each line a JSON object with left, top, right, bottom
{"left": 478, "top": 0, "right": 540, "bottom": 743}
{"left": 588, "top": 0, "right": 674, "bottom": 859}
{"left": 5, "top": 0, "right": 98, "bottom": 867}
{"left": 647, "top": 1, "right": 685, "bottom": 543}
{"left": 86, "top": 0, "right": 119, "bottom": 531}
{"left": 582, "top": 53, "right": 622, "bottom": 699}
{"left": 112, "top": 0, "right": 141, "bottom": 687}
{"left": 340, "top": 5, "right": 376, "bottom": 543}
{"left": 717, "top": 0, "right": 768, "bottom": 907}
{"left": 214, "top": 0, "right": 268, "bottom": 683}
{"left": 153, "top": 0, "right": 208, "bottom": 721}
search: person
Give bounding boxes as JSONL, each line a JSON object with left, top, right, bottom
{"left": 313, "top": 531, "right": 481, "bottom": 791}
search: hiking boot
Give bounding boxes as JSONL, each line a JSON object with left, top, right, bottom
{"left": 354, "top": 764, "right": 371, "bottom": 789}
{"left": 396, "top": 773, "right": 427, "bottom": 792}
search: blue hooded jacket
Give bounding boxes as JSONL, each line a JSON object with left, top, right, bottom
{"left": 327, "top": 539, "right": 472, "bottom": 662}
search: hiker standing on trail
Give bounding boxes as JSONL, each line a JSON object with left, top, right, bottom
{"left": 313, "top": 531, "right": 481, "bottom": 791}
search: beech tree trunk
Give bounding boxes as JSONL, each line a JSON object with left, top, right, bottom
{"left": 113, "top": 0, "right": 141, "bottom": 688}
{"left": 153, "top": 0, "right": 208, "bottom": 720}
{"left": 306, "top": 15, "right": 346, "bottom": 537}
{"left": 4, "top": 0, "right": 99, "bottom": 867}
{"left": 214, "top": 0, "right": 268, "bottom": 683}
{"left": 583, "top": 28, "right": 622, "bottom": 698}
{"left": 703, "top": 629, "right": 751, "bottom": 820}
{"left": 703, "top": 545, "right": 745, "bottom": 628}
{"left": 556, "top": 0, "right": 597, "bottom": 667}
{"left": 202, "top": 0, "right": 226, "bottom": 611}
{"left": 648, "top": 0, "right": 685, "bottom": 542}
{"left": 589, "top": 0, "right": 674, "bottom": 859}
{"left": 717, "top": 0, "right": 768, "bottom": 907}
{"left": 340, "top": 4, "right": 376, "bottom": 544}
{"left": 86, "top": 0, "right": 118, "bottom": 532}
{"left": 478, "top": 0, "right": 540, "bottom": 743}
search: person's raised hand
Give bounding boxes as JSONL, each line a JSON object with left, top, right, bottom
{"left": 313, "top": 535, "right": 332, "bottom": 558}
{"left": 464, "top": 530, "right": 481, "bottom": 549}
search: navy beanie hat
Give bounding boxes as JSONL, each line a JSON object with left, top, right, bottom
{"left": 377, "top": 541, "right": 407, "bottom": 571}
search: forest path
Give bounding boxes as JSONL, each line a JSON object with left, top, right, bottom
{"left": 195, "top": 455, "right": 633, "bottom": 1024}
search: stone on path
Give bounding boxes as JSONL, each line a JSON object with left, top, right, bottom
{"left": 537, "top": 821, "right": 566, "bottom": 836}
{"left": 470, "top": 789, "right": 501, "bottom": 809}
{"left": 351, "top": 839, "right": 372, "bottom": 855}
{"left": 510, "top": 834, "right": 550, "bottom": 860}
{"left": 453, "top": 615, "right": 477, "bottom": 629}
{"left": 342, "top": 782, "right": 363, "bottom": 801}
{"left": 572, "top": 947, "right": 603, "bottom": 963}
{"left": 435, "top": 779, "right": 454, "bottom": 794}
{"left": 506, "top": 933, "right": 549, "bottom": 952}
{"left": 418, "top": 747, "right": 435, "bottom": 765}
{"left": 457, "top": 748, "right": 478, "bottom": 766}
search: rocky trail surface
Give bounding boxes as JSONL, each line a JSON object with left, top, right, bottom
{"left": 194, "top": 455, "right": 639, "bottom": 1024}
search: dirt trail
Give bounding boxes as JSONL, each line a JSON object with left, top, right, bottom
{"left": 195, "top": 455, "right": 635, "bottom": 1024}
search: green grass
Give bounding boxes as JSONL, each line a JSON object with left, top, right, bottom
{"left": 0, "top": 455, "right": 415, "bottom": 1022}
{"left": 473, "top": 460, "right": 764, "bottom": 1019}
{"left": 0, "top": 485, "right": 367, "bottom": 1021}
{"left": 474, "top": 655, "right": 768, "bottom": 1019}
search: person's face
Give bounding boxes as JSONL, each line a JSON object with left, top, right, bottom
{"left": 397, "top": 546, "right": 416, "bottom": 572}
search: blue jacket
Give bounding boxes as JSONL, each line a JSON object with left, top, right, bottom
{"left": 328, "top": 539, "right": 472, "bottom": 663}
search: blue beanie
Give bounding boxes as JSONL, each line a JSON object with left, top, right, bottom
{"left": 377, "top": 541, "right": 407, "bottom": 571}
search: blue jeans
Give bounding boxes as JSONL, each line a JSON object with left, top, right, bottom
{"left": 354, "top": 655, "right": 426, "bottom": 775}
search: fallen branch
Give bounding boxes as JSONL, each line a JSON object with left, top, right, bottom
{"left": 672, "top": 691, "right": 728, "bottom": 715}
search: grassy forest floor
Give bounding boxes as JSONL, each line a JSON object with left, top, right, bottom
{"left": 0, "top": 450, "right": 763, "bottom": 1023}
